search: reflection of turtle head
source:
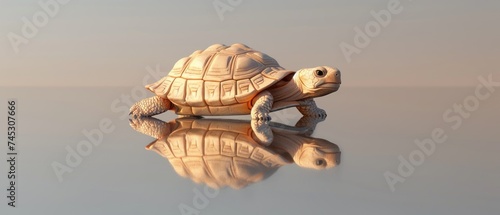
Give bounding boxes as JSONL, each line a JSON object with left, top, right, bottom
{"left": 293, "top": 138, "right": 340, "bottom": 170}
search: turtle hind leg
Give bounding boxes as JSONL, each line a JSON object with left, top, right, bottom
{"left": 251, "top": 91, "right": 273, "bottom": 120}
{"left": 130, "top": 96, "right": 171, "bottom": 117}
{"left": 129, "top": 117, "right": 174, "bottom": 140}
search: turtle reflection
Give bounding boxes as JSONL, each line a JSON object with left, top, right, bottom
{"left": 130, "top": 117, "right": 340, "bottom": 189}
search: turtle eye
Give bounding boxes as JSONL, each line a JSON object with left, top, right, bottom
{"left": 315, "top": 70, "right": 326, "bottom": 77}
{"left": 315, "top": 159, "right": 326, "bottom": 166}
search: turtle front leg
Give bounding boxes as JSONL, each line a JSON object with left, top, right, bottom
{"left": 296, "top": 98, "right": 327, "bottom": 117}
{"left": 251, "top": 91, "right": 273, "bottom": 120}
{"left": 130, "top": 96, "right": 171, "bottom": 117}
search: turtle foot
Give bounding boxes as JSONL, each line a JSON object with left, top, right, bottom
{"left": 251, "top": 110, "right": 272, "bottom": 121}
{"left": 295, "top": 116, "right": 327, "bottom": 136}
{"left": 251, "top": 119, "right": 273, "bottom": 146}
{"left": 304, "top": 108, "right": 327, "bottom": 118}
{"left": 129, "top": 117, "right": 172, "bottom": 139}
{"left": 297, "top": 99, "right": 328, "bottom": 118}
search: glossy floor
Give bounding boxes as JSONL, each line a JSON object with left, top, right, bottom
{"left": 0, "top": 87, "right": 498, "bottom": 215}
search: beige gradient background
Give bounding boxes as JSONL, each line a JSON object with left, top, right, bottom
{"left": 0, "top": 1, "right": 499, "bottom": 215}
{"left": 1, "top": 0, "right": 499, "bottom": 87}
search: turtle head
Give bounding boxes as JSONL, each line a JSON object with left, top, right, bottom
{"left": 295, "top": 66, "right": 341, "bottom": 98}
{"left": 293, "top": 137, "right": 341, "bottom": 170}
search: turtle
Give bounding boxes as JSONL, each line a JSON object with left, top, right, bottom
{"left": 129, "top": 117, "right": 341, "bottom": 189}
{"left": 129, "top": 43, "right": 341, "bottom": 120}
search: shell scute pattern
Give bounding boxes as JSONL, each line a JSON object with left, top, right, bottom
{"left": 147, "top": 44, "right": 294, "bottom": 110}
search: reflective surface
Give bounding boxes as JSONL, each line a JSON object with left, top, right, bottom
{"left": 129, "top": 117, "right": 340, "bottom": 189}
{"left": 0, "top": 87, "right": 499, "bottom": 215}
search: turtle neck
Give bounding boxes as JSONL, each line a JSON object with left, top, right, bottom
{"left": 271, "top": 134, "right": 304, "bottom": 161}
{"left": 268, "top": 74, "right": 306, "bottom": 101}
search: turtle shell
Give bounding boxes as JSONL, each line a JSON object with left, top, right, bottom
{"left": 145, "top": 44, "right": 294, "bottom": 113}
{"left": 147, "top": 118, "right": 289, "bottom": 189}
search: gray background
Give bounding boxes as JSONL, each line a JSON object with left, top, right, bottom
{"left": 0, "top": 0, "right": 499, "bottom": 214}
{"left": 0, "top": 87, "right": 499, "bottom": 215}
